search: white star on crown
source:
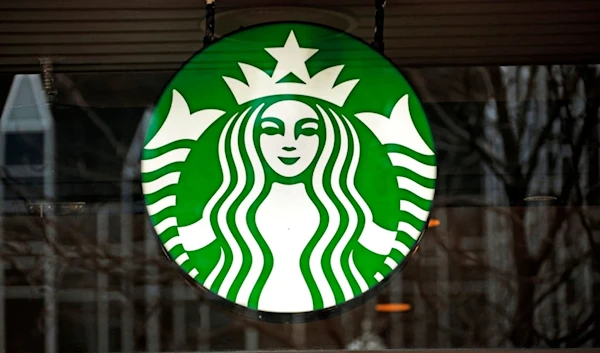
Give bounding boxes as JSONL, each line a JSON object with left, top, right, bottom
{"left": 223, "top": 31, "right": 359, "bottom": 107}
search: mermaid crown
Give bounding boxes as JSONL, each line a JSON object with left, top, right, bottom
{"left": 223, "top": 31, "right": 359, "bottom": 107}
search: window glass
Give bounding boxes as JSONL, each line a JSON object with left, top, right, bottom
{"left": 1, "top": 1, "right": 599, "bottom": 351}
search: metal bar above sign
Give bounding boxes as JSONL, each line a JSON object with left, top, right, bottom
{"left": 372, "top": 0, "right": 386, "bottom": 53}
{"left": 204, "top": 0, "right": 216, "bottom": 48}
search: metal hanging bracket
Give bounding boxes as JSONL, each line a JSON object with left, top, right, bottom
{"left": 203, "top": 0, "right": 217, "bottom": 47}
{"left": 371, "top": 0, "right": 386, "bottom": 54}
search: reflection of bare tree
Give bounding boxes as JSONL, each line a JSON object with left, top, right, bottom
{"left": 2, "top": 65, "right": 599, "bottom": 351}
{"left": 407, "top": 65, "right": 600, "bottom": 347}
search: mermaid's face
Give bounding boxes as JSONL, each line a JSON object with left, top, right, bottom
{"left": 258, "top": 100, "right": 320, "bottom": 178}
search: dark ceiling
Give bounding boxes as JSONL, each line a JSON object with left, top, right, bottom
{"left": 1, "top": 0, "right": 599, "bottom": 73}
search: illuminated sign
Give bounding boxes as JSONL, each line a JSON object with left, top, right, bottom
{"left": 141, "top": 23, "right": 436, "bottom": 318}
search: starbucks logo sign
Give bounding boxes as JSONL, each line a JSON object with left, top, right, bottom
{"left": 142, "top": 23, "right": 436, "bottom": 318}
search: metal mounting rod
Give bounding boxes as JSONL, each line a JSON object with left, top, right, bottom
{"left": 204, "top": 0, "right": 216, "bottom": 47}
{"left": 372, "top": 0, "right": 386, "bottom": 53}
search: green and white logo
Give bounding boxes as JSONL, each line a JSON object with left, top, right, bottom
{"left": 142, "top": 23, "right": 436, "bottom": 315}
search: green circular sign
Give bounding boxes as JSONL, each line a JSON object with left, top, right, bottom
{"left": 141, "top": 22, "right": 436, "bottom": 319}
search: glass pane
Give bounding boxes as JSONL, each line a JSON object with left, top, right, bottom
{"left": 0, "top": 1, "right": 599, "bottom": 351}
